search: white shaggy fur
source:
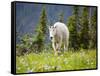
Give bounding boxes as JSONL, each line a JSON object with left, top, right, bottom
{"left": 49, "top": 22, "right": 69, "bottom": 55}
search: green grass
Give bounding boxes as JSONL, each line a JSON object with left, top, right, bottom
{"left": 16, "top": 49, "right": 97, "bottom": 73}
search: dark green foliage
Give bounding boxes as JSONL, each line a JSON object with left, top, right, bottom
{"left": 16, "top": 34, "right": 32, "bottom": 56}
{"left": 33, "top": 6, "right": 47, "bottom": 52}
{"left": 89, "top": 8, "right": 97, "bottom": 49}
{"left": 80, "top": 7, "right": 90, "bottom": 49}
{"left": 67, "top": 6, "right": 97, "bottom": 50}
{"left": 67, "top": 6, "right": 80, "bottom": 50}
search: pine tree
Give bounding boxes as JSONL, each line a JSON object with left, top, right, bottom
{"left": 33, "top": 7, "right": 47, "bottom": 52}
{"left": 80, "top": 7, "right": 89, "bottom": 49}
{"left": 67, "top": 6, "right": 79, "bottom": 50}
{"left": 89, "top": 8, "right": 97, "bottom": 48}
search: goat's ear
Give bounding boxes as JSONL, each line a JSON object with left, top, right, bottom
{"left": 54, "top": 26, "right": 56, "bottom": 29}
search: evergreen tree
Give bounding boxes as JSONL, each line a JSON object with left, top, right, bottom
{"left": 67, "top": 6, "right": 79, "bottom": 50}
{"left": 80, "top": 7, "right": 89, "bottom": 49}
{"left": 89, "top": 8, "right": 97, "bottom": 48}
{"left": 33, "top": 7, "right": 47, "bottom": 52}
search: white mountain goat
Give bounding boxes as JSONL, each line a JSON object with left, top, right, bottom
{"left": 49, "top": 22, "right": 69, "bottom": 55}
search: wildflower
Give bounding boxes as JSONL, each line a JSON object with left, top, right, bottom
{"left": 33, "top": 61, "right": 38, "bottom": 65}
{"left": 47, "top": 55, "right": 50, "bottom": 58}
{"left": 61, "top": 54, "right": 63, "bottom": 57}
{"left": 57, "top": 57, "right": 60, "bottom": 60}
{"left": 21, "top": 58, "right": 24, "bottom": 61}
{"left": 80, "top": 52, "right": 85, "bottom": 57}
{"left": 63, "top": 58, "right": 68, "bottom": 64}
{"left": 51, "top": 66, "right": 55, "bottom": 69}
{"left": 87, "top": 59, "right": 90, "bottom": 65}
{"left": 44, "top": 64, "right": 51, "bottom": 70}
{"left": 17, "top": 67, "right": 21, "bottom": 70}
{"left": 25, "top": 63, "right": 28, "bottom": 67}
{"left": 26, "top": 68, "right": 33, "bottom": 73}
{"left": 56, "top": 66, "right": 61, "bottom": 70}
{"left": 91, "top": 62, "right": 94, "bottom": 65}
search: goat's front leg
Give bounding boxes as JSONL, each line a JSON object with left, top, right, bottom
{"left": 57, "top": 38, "right": 62, "bottom": 54}
{"left": 52, "top": 42, "right": 58, "bottom": 56}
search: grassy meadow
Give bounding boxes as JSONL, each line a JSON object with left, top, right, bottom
{"left": 16, "top": 49, "right": 97, "bottom": 73}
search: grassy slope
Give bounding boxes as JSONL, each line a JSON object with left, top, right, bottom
{"left": 16, "top": 49, "right": 97, "bottom": 73}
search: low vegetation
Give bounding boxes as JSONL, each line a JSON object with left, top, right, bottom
{"left": 16, "top": 49, "right": 96, "bottom": 73}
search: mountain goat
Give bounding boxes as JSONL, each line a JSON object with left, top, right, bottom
{"left": 49, "top": 22, "right": 69, "bottom": 55}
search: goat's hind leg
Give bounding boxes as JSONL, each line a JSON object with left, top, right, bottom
{"left": 64, "top": 39, "right": 68, "bottom": 53}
